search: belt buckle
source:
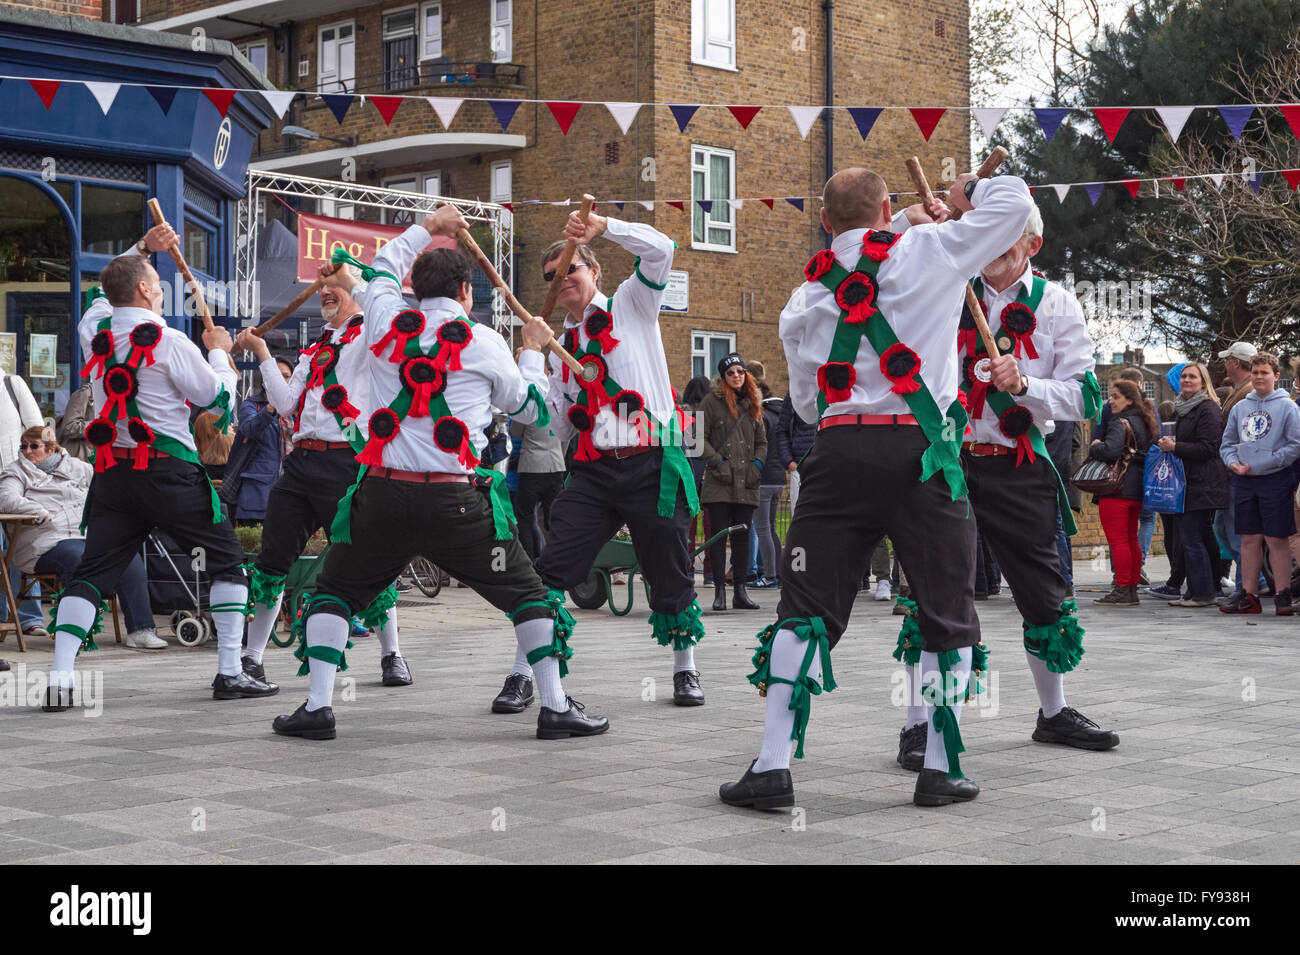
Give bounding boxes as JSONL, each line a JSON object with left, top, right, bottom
{"left": 612, "top": 446, "right": 627, "bottom": 460}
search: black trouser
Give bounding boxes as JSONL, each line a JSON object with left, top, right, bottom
{"left": 1179, "top": 507, "right": 1221, "bottom": 599}
{"left": 704, "top": 502, "right": 754, "bottom": 584}
{"left": 256, "top": 447, "right": 359, "bottom": 578}
{"left": 1161, "top": 513, "right": 1184, "bottom": 588}
{"left": 974, "top": 530, "right": 1001, "bottom": 596}
{"left": 964, "top": 451, "right": 1066, "bottom": 627}
{"left": 776, "top": 425, "right": 979, "bottom": 653}
{"left": 309, "top": 476, "right": 550, "bottom": 624}
{"left": 536, "top": 450, "right": 695, "bottom": 615}
{"left": 65, "top": 456, "right": 245, "bottom": 607}
{"left": 514, "top": 470, "right": 565, "bottom": 560}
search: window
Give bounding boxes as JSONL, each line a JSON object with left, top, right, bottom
{"left": 238, "top": 40, "right": 268, "bottom": 77}
{"left": 318, "top": 21, "right": 356, "bottom": 93}
{"left": 105, "top": 0, "right": 139, "bottom": 24}
{"left": 691, "top": 145, "right": 735, "bottom": 251}
{"left": 384, "top": 173, "right": 442, "bottom": 224}
{"left": 383, "top": 9, "right": 419, "bottom": 91}
{"left": 421, "top": 2, "right": 443, "bottom": 60}
{"left": 692, "top": 0, "right": 736, "bottom": 70}
{"left": 318, "top": 197, "right": 355, "bottom": 220}
{"left": 691, "top": 331, "right": 736, "bottom": 381}
{"left": 1142, "top": 380, "right": 1155, "bottom": 399}
{"left": 490, "top": 0, "right": 512, "bottom": 63}
{"left": 184, "top": 220, "right": 214, "bottom": 276}
{"left": 490, "top": 161, "right": 512, "bottom": 203}
{"left": 81, "top": 186, "right": 145, "bottom": 256}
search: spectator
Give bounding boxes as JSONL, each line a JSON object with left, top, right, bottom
{"left": 1089, "top": 378, "right": 1156, "bottom": 606}
{"left": 753, "top": 373, "right": 787, "bottom": 588}
{"left": 1219, "top": 352, "right": 1300, "bottom": 615}
{"left": 1094, "top": 366, "right": 1158, "bottom": 583}
{"left": 227, "top": 358, "right": 293, "bottom": 522}
{"left": 510, "top": 417, "right": 565, "bottom": 560}
{"left": 1156, "top": 363, "right": 1229, "bottom": 607}
{"left": 698, "top": 353, "right": 766, "bottom": 611}
{"left": 0, "top": 368, "right": 46, "bottom": 637}
{"left": 1214, "top": 341, "right": 1259, "bottom": 601}
{"left": 1148, "top": 400, "right": 1185, "bottom": 600}
{"left": 0, "top": 426, "right": 162, "bottom": 648}
{"left": 680, "top": 375, "right": 714, "bottom": 582}
{"left": 747, "top": 360, "right": 774, "bottom": 582}
{"left": 1044, "top": 417, "right": 1080, "bottom": 597}
{"left": 774, "top": 391, "right": 816, "bottom": 511}
{"left": 194, "top": 410, "right": 235, "bottom": 481}
{"left": 57, "top": 381, "right": 94, "bottom": 461}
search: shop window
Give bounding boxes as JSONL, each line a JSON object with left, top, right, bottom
{"left": 81, "top": 185, "right": 144, "bottom": 257}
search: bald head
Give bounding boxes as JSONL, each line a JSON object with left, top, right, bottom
{"left": 821, "top": 168, "right": 889, "bottom": 235}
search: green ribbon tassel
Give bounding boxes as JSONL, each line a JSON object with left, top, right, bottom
{"left": 923, "top": 648, "right": 967, "bottom": 779}
{"left": 359, "top": 584, "right": 399, "bottom": 628}
{"left": 47, "top": 587, "right": 108, "bottom": 654}
{"left": 202, "top": 386, "right": 233, "bottom": 433}
{"left": 745, "top": 617, "right": 835, "bottom": 759}
{"left": 509, "top": 383, "right": 551, "bottom": 428}
{"left": 1023, "top": 599, "right": 1086, "bottom": 674}
{"left": 329, "top": 465, "right": 368, "bottom": 545}
{"left": 82, "top": 285, "right": 106, "bottom": 311}
{"left": 649, "top": 600, "right": 704, "bottom": 651}
{"left": 512, "top": 589, "right": 575, "bottom": 677}
{"left": 1081, "top": 370, "right": 1103, "bottom": 422}
{"left": 969, "top": 642, "right": 991, "bottom": 698}
{"left": 249, "top": 568, "right": 287, "bottom": 609}
{"left": 475, "top": 467, "right": 517, "bottom": 540}
{"left": 330, "top": 247, "right": 398, "bottom": 284}
{"left": 291, "top": 593, "right": 356, "bottom": 675}
{"left": 891, "top": 596, "right": 923, "bottom": 666}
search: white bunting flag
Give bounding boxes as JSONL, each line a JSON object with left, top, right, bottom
{"left": 1208, "top": 173, "right": 1224, "bottom": 190}
{"left": 1052, "top": 184, "right": 1070, "bottom": 203}
{"left": 788, "top": 106, "right": 822, "bottom": 140}
{"left": 259, "top": 90, "right": 297, "bottom": 120}
{"left": 604, "top": 102, "right": 642, "bottom": 135}
{"left": 638, "top": 200, "right": 654, "bottom": 211}
{"left": 1155, "top": 106, "right": 1194, "bottom": 143}
{"left": 427, "top": 97, "right": 465, "bottom": 129}
{"left": 971, "top": 108, "right": 1007, "bottom": 141}
{"left": 83, "top": 81, "right": 120, "bottom": 115}
{"left": 727, "top": 199, "right": 744, "bottom": 211}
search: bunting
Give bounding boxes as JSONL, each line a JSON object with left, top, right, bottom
{"left": 847, "top": 106, "right": 882, "bottom": 140}
{"left": 370, "top": 95, "right": 404, "bottom": 125}
{"left": 547, "top": 101, "right": 582, "bottom": 134}
{"left": 202, "top": 88, "right": 237, "bottom": 118}
{"left": 1034, "top": 108, "right": 1070, "bottom": 142}
{"left": 669, "top": 104, "right": 699, "bottom": 132}
{"left": 29, "top": 78, "right": 60, "bottom": 109}
{"left": 488, "top": 99, "right": 522, "bottom": 131}
{"left": 605, "top": 101, "right": 642, "bottom": 134}
{"left": 1156, "top": 106, "right": 1194, "bottom": 142}
{"left": 83, "top": 81, "right": 120, "bottom": 115}
{"left": 260, "top": 89, "right": 297, "bottom": 119}
{"left": 427, "top": 97, "right": 464, "bottom": 129}
{"left": 1093, "top": 107, "right": 1129, "bottom": 143}
{"left": 788, "top": 106, "right": 822, "bottom": 140}
{"left": 971, "top": 107, "right": 1007, "bottom": 140}
{"left": 320, "top": 93, "right": 353, "bottom": 124}
{"left": 909, "top": 107, "right": 946, "bottom": 141}
{"left": 728, "top": 105, "right": 762, "bottom": 129}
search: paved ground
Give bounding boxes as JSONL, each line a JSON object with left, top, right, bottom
{"left": 1, "top": 554, "right": 1296, "bottom": 865}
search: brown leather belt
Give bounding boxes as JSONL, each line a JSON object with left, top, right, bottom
{"left": 599, "top": 444, "right": 657, "bottom": 460}
{"left": 962, "top": 442, "right": 1013, "bottom": 456}
{"left": 295, "top": 439, "right": 353, "bottom": 452}
{"left": 112, "top": 447, "right": 170, "bottom": 462}
{"left": 370, "top": 467, "right": 470, "bottom": 484}
{"left": 819, "top": 413, "right": 919, "bottom": 431}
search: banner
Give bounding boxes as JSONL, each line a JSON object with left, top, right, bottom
{"left": 297, "top": 212, "right": 456, "bottom": 291}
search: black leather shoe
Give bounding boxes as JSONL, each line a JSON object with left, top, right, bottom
{"left": 536, "top": 696, "right": 609, "bottom": 739}
{"left": 212, "top": 670, "right": 279, "bottom": 700}
{"left": 712, "top": 585, "right": 727, "bottom": 611}
{"left": 896, "top": 723, "right": 927, "bottom": 771}
{"left": 0, "top": 659, "right": 9, "bottom": 672}
{"left": 272, "top": 702, "right": 336, "bottom": 740}
{"left": 491, "top": 673, "right": 535, "bottom": 713}
{"left": 42, "top": 685, "right": 73, "bottom": 712}
{"left": 1032, "top": 706, "right": 1119, "bottom": 750}
{"left": 381, "top": 652, "right": 413, "bottom": 686}
{"left": 719, "top": 760, "right": 794, "bottom": 810}
{"left": 241, "top": 656, "right": 266, "bottom": 682}
{"left": 732, "top": 583, "right": 759, "bottom": 610}
{"left": 914, "top": 768, "right": 980, "bottom": 806}
{"left": 673, "top": 670, "right": 705, "bottom": 706}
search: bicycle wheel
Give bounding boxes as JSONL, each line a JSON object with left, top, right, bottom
{"left": 408, "top": 558, "right": 442, "bottom": 598}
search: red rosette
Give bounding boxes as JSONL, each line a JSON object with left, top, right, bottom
{"left": 306, "top": 343, "right": 339, "bottom": 389}
{"left": 997, "top": 405, "right": 1037, "bottom": 466}
{"left": 612, "top": 389, "right": 650, "bottom": 444}
{"left": 81, "top": 329, "right": 114, "bottom": 380}
{"left": 880, "top": 343, "right": 922, "bottom": 395}
{"left": 963, "top": 355, "right": 993, "bottom": 420}
{"left": 560, "top": 328, "right": 580, "bottom": 382}
{"left": 85, "top": 418, "right": 117, "bottom": 472}
{"left": 577, "top": 354, "right": 612, "bottom": 412}
{"left": 340, "top": 314, "right": 365, "bottom": 344}
{"left": 958, "top": 299, "right": 984, "bottom": 357}
{"left": 399, "top": 356, "right": 445, "bottom": 418}
{"left": 371, "top": 309, "right": 426, "bottom": 362}
{"left": 126, "top": 417, "right": 155, "bottom": 470}
{"left": 834, "top": 271, "right": 878, "bottom": 324}
{"left": 356, "top": 408, "right": 401, "bottom": 467}
{"left": 126, "top": 323, "right": 162, "bottom": 370}
{"left": 432, "top": 319, "right": 473, "bottom": 373}
{"left": 999, "top": 302, "right": 1039, "bottom": 360}
{"left": 860, "top": 230, "right": 899, "bottom": 263}
{"left": 101, "top": 365, "right": 138, "bottom": 421}
{"left": 804, "top": 248, "right": 837, "bottom": 283}
{"left": 320, "top": 384, "right": 361, "bottom": 422}
{"left": 816, "top": 362, "right": 856, "bottom": 404}
{"left": 568, "top": 405, "right": 600, "bottom": 462}
{"left": 433, "top": 415, "right": 479, "bottom": 469}
{"left": 584, "top": 309, "right": 620, "bottom": 354}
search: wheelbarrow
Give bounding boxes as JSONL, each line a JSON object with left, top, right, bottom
{"left": 568, "top": 524, "right": 747, "bottom": 616}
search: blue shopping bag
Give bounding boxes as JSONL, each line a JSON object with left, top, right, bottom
{"left": 1143, "top": 449, "right": 1186, "bottom": 514}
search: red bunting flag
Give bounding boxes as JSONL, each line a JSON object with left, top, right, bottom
{"left": 547, "top": 101, "right": 582, "bottom": 135}
{"left": 1120, "top": 179, "right": 1140, "bottom": 198}
{"left": 370, "top": 96, "right": 403, "bottom": 125}
{"left": 759, "top": 198, "right": 774, "bottom": 209}
{"left": 1092, "top": 107, "right": 1130, "bottom": 143}
{"left": 728, "top": 106, "right": 762, "bottom": 129}
{"left": 29, "top": 79, "right": 60, "bottom": 109}
{"left": 1282, "top": 170, "right": 1300, "bottom": 191}
{"left": 202, "top": 88, "right": 237, "bottom": 118}
{"left": 501, "top": 202, "right": 514, "bottom": 212}
{"left": 1280, "top": 105, "right": 1300, "bottom": 139}
{"left": 1170, "top": 177, "right": 1186, "bottom": 191}
{"left": 909, "top": 108, "right": 946, "bottom": 141}
{"left": 666, "top": 200, "right": 685, "bottom": 211}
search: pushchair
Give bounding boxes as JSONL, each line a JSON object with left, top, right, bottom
{"left": 143, "top": 530, "right": 225, "bottom": 647}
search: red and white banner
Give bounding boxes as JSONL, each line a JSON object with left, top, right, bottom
{"left": 297, "top": 212, "right": 456, "bottom": 291}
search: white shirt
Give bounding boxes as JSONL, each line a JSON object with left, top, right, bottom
{"left": 780, "top": 177, "right": 1035, "bottom": 425}
{"left": 355, "top": 223, "right": 549, "bottom": 473}
{"left": 260, "top": 312, "right": 372, "bottom": 443}
{"left": 545, "top": 217, "right": 678, "bottom": 450}
{"left": 965, "top": 263, "right": 1094, "bottom": 446}
{"left": 80, "top": 294, "right": 236, "bottom": 456}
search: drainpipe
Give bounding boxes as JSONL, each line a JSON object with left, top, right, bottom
{"left": 823, "top": 0, "right": 834, "bottom": 248}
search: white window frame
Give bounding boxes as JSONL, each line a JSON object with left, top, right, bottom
{"left": 691, "top": 144, "right": 736, "bottom": 253}
{"left": 238, "top": 40, "right": 268, "bottom": 76}
{"left": 318, "top": 198, "right": 355, "bottom": 220}
{"left": 1142, "top": 380, "right": 1156, "bottom": 399}
{"left": 692, "top": 0, "right": 737, "bottom": 71}
{"left": 490, "top": 160, "right": 512, "bottom": 203}
{"left": 691, "top": 330, "right": 737, "bottom": 381}
{"left": 382, "top": 173, "right": 443, "bottom": 223}
{"left": 420, "top": 1, "right": 444, "bottom": 60}
{"left": 382, "top": 6, "right": 420, "bottom": 91}
{"left": 490, "top": 0, "right": 513, "bottom": 63}
{"left": 318, "top": 20, "right": 356, "bottom": 94}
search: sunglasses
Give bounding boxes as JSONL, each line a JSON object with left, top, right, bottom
{"left": 21, "top": 443, "right": 45, "bottom": 451}
{"left": 543, "top": 262, "right": 587, "bottom": 283}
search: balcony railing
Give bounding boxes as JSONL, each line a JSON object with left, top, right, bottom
{"left": 309, "top": 61, "right": 526, "bottom": 97}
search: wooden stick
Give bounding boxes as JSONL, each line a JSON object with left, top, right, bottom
{"left": 948, "top": 146, "right": 1010, "bottom": 220}
{"left": 539, "top": 194, "right": 596, "bottom": 322}
{"left": 146, "top": 198, "right": 235, "bottom": 372}
{"left": 252, "top": 264, "right": 342, "bottom": 337}
{"left": 456, "top": 227, "right": 585, "bottom": 378}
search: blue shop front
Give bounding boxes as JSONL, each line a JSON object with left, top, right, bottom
{"left": 0, "top": 8, "right": 274, "bottom": 423}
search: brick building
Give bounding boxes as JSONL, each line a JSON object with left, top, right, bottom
{"left": 127, "top": 0, "right": 971, "bottom": 393}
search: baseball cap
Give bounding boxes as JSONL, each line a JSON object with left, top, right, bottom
{"left": 1217, "top": 342, "right": 1258, "bottom": 361}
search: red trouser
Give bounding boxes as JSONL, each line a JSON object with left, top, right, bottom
{"left": 1099, "top": 497, "right": 1142, "bottom": 586}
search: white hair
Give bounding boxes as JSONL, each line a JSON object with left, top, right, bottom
{"left": 1023, "top": 204, "right": 1044, "bottom": 239}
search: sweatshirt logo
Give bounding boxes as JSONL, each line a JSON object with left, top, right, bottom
{"left": 1241, "top": 411, "right": 1272, "bottom": 442}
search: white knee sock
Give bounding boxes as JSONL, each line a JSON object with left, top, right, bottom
{"left": 753, "top": 628, "right": 821, "bottom": 773}
{"left": 243, "top": 593, "right": 284, "bottom": 666}
{"left": 209, "top": 580, "right": 249, "bottom": 677}
{"left": 904, "top": 663, "right": 927, "bottom": 729}
{"left": 514, "top": 617, "right": 566, "bottom": 711}
{"left": 50, "top": 595, "right": 96, "bottom": 689}
{"left": 673, "top": 646, "right": 696, "bottom": 673}
{"left": 304, "top": 613, "right": 349, "bottom": 712}
{"left": 1025, "top": 651, "right": 1067, "bottom": 718}
{"left": 922, "top": 647, "right": 972, "bottom": 774}
{"left": 377, "top": 611, "right": 400, "bottom": 657}
{"left": 511, "top": 643, "right": 534, "bottom": 679}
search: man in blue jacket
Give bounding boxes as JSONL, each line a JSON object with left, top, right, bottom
{"left": 1219, "top": 352, "right": 1300, "bottom": 615}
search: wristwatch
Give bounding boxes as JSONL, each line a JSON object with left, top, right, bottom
{"left": 135, "top": 237, "right": 149, "bottom": 255}
{"left": 964, "top": 179, "right": 978, "bottom": 202}
{"left": 1014, "top": 375, "right": 1030, "bottom": 396}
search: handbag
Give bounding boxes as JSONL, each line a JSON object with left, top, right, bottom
{"left": 1072, "top": 417, "right": 1134, "bottom": 495}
